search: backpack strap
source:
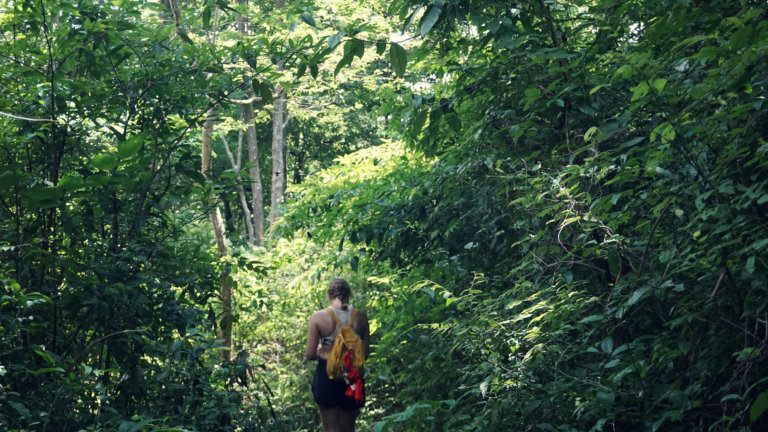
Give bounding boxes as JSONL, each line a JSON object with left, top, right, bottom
{"left": 327, "top": 306, "right": 355, "bottom": 328}
{"left": 327, "top": 307, "right": 342, "bottom": 326}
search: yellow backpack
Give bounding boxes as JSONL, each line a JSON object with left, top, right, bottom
{"left": 325, "top": 307, "right": 365, "bottom": 380}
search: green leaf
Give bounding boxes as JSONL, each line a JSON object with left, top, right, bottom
{"left": 215, "top": 0, "right": 236, "bottom": 12}
{"left": 589, "top": 84, "right": 606, "bottom": 95}
{"left": 309, "top": 64, "right": 318, "bottom": 79}
{"left": 202, "top": 6, "right": 212, "bottom": 28}
{"left": 118, "top": 135, "right": 142, "bottom": 159}
{"left": 524, "top": 87, "right": 540, "bottom": 100}
{"left": 650, "top": 122, "right": 676, "bottom": 144}
{"left": 91, "top": 154, "right": 119, "bottom": 171}
{"left": 0, "top": 171, "right": 25, "bottom": 188}
{"left": 204, "top": 64, "right": 225, "bottom": 73}
{"left": 652, "top": 78, "right": 667, "bottom": 93}
{"left": 523, "top": 87, "right": 541, "bottom": 110}
{"left": 584, "top": 126, "right": 599, "bottom": 142}
{"left": 176, "top": 28, "right": 194, "bottom": 45}
{"left": 8, "top": 401, "right": 30, "bottom": 417}
{"left": 29, "top": 367, "right": 65, "bottom": 376}
{"left": 746, "top": 256, "right": 755, "bottom": 274}
{"left": 300, "top": 13, "right": 316, "bottom": 27}
{"left": 334, "top": 52, "right": 354, "bottom": 76}
{"left": 614, "top": 65, "right": 633, "bottom": 79}
{"left": 579, "top": 314, "right": 603, "bottom": 324}
{"left": 58, "top": 174, "right": 83, "bottom": 191}
{"left": 620, "top": 136, "right": 645, "bottom": 148}
{"left": 182, "top": 169, "right": 206, "bottom": 185}
{"left": 627, "top": 287, "right": 648, "bottom": 306}
{"left": 23, "top": 186, "right": 62, "bottom": 209}
{"left": 601, "top": 337, "right": 614, "bottom": 354}
{"left": 34, "top": 348, "right": 56, "bottom": 364}
{"left": 749, "top": 238, "right": 768, "bottom": 252}
{"left": 488, "top": 19, "right": 501, "bottom": 34}
{"left": 389, "top": 43, "right": 407, "bottom": 77}
{"left": 259, "top": 82, "right": 273, "bottom": 104}
{"left": 750, "top": 390, "right": 768, "bottom": 422}
{"left": 296, "top": 62, "right": 307, "bottom": 80}
{"left": 597, "top": 391, "right": 615, "bottom": 407}
{"left": 630, "top": 81, "right": 649, "bottom": 102}
{"left": 412, "top": 109, "right": 428, "bottom": 134}
{"left": 345, "top": 39, "right": 365, "bottom": 59}
{"left": 335, "top": 39, "right": 364, "bottom": 75}
{"left": 328, "top": 32, "right": 345, "bottom": 49}
{"left": 420, "top": 6, "right": 441, "bottom": 36}
{"left": 118, "top": 418, "right": 156, "bottom": 432}
{"left": 376, "top": 40, "right": 387, "bottom": 55}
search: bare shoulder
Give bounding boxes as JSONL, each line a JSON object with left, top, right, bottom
{"left": 311, "top": 308, "right": 331, "bottom": 322}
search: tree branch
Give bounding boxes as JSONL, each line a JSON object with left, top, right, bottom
{"left": 0, "top": 111, "right": 56, "bottom": 122}
{"left": 220, "top": 134, "right": 239, "bottom": 169}
{"left": 227, "top": 96, "right": 262, "bottom": 104}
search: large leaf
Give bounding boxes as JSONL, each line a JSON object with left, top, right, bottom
{"left": 202, "top": 6, "right": 212, "bottom": 28}
{"left": 0, "top": 171, "right": 25, "bottom": 188}
{"left": 91, "top": 154, "right": 119, "bottom": 171}
{"left": 23, "top": 185, "right": 63, "bottom": 209}
{"left": 328, "top": 32, "right": 345, "bottom": 49}
{"left": 118, "top": 135, "right": 143, "bottom": 158}
{"left": 420, "top": 6, "right": 441, "bottom": 36}
{"left": 389, "top": 43, "right": 407, "bottom": 77}
{"left": 751, "top": 391, "right": 768, "bottom": 422}
{"left": 300, "top": 13, "right": 316, "bottom": 27}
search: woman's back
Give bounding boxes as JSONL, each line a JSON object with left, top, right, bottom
{"left": 305, "top": 278, "right": 370, "bottom": 432}
{"left": 312, "top": 305, "right": 367, "bottom": 360}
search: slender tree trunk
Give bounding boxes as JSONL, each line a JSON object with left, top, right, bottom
{"left": 243, "top": 104, "right": 265, "bottom": 244}
{"left": 222, "top": 193, "right": 235, "bottom": 233}
{"left": 201, "top": 107, "right": 232, "bottom": 362}
{"left": 221, "top": 133, "right": 256, "bottom": 243}
{"left": 270, "top": 89, "right": 287, "bottom": 229}
{"left": 237, "top": 5, "right": 265, "bottom": 245}
{"left": 269, "top": 0, "right": 287, "bottom": 234}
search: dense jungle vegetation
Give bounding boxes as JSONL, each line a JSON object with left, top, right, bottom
{"left": 2, "top": 0, "right": 768, "bottom": 430}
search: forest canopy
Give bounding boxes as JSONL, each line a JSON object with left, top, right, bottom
{"left": 1, "top": 0, "right": 768, "bottom": 431}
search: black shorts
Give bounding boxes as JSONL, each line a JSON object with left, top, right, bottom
{"left": 312, "top": 359, "right": 365, "bottom": 410}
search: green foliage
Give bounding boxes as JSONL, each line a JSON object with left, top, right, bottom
{"left": 275, "top": 0, "right": 768, "bottom": 430}
{"left": 3, "top": 0, "right": 767, "bottom": 430}
{"left": 1, "top": 0, "right": 403, "bottom": 427}
{"left": 0, "top": 0, "right": 270, "bottom": 429}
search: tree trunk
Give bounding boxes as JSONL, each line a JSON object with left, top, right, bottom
{"left": 270, "top": 88, "right": 287, "bottom": 230}
{"left": 221, "top": 132, "right": 256, "bottom": 243}
{"left": 200, "top": 107, "right": 232, "bottom": 363}
{"left": 243, "top": 104, "right": 265, "bottom": 244}
{"left": 222, "top": 192, "right": 235, "bottom": 233}
{"left": 269, "top": 0, "right": 287, "bottom": 234}
{"left": 237, "top": 5, "right": 265, "bottom": 245}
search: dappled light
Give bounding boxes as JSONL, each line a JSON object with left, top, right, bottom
{"left": 2, "top": 0, "right": 767, "bottom": 431}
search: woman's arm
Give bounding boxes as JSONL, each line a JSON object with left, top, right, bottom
{"left": 305, "top": 312, "right": 321, "bottom": 361}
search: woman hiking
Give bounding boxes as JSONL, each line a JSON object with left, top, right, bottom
{"left": 305, "top": 278, "right": 370, "bottom": 432}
